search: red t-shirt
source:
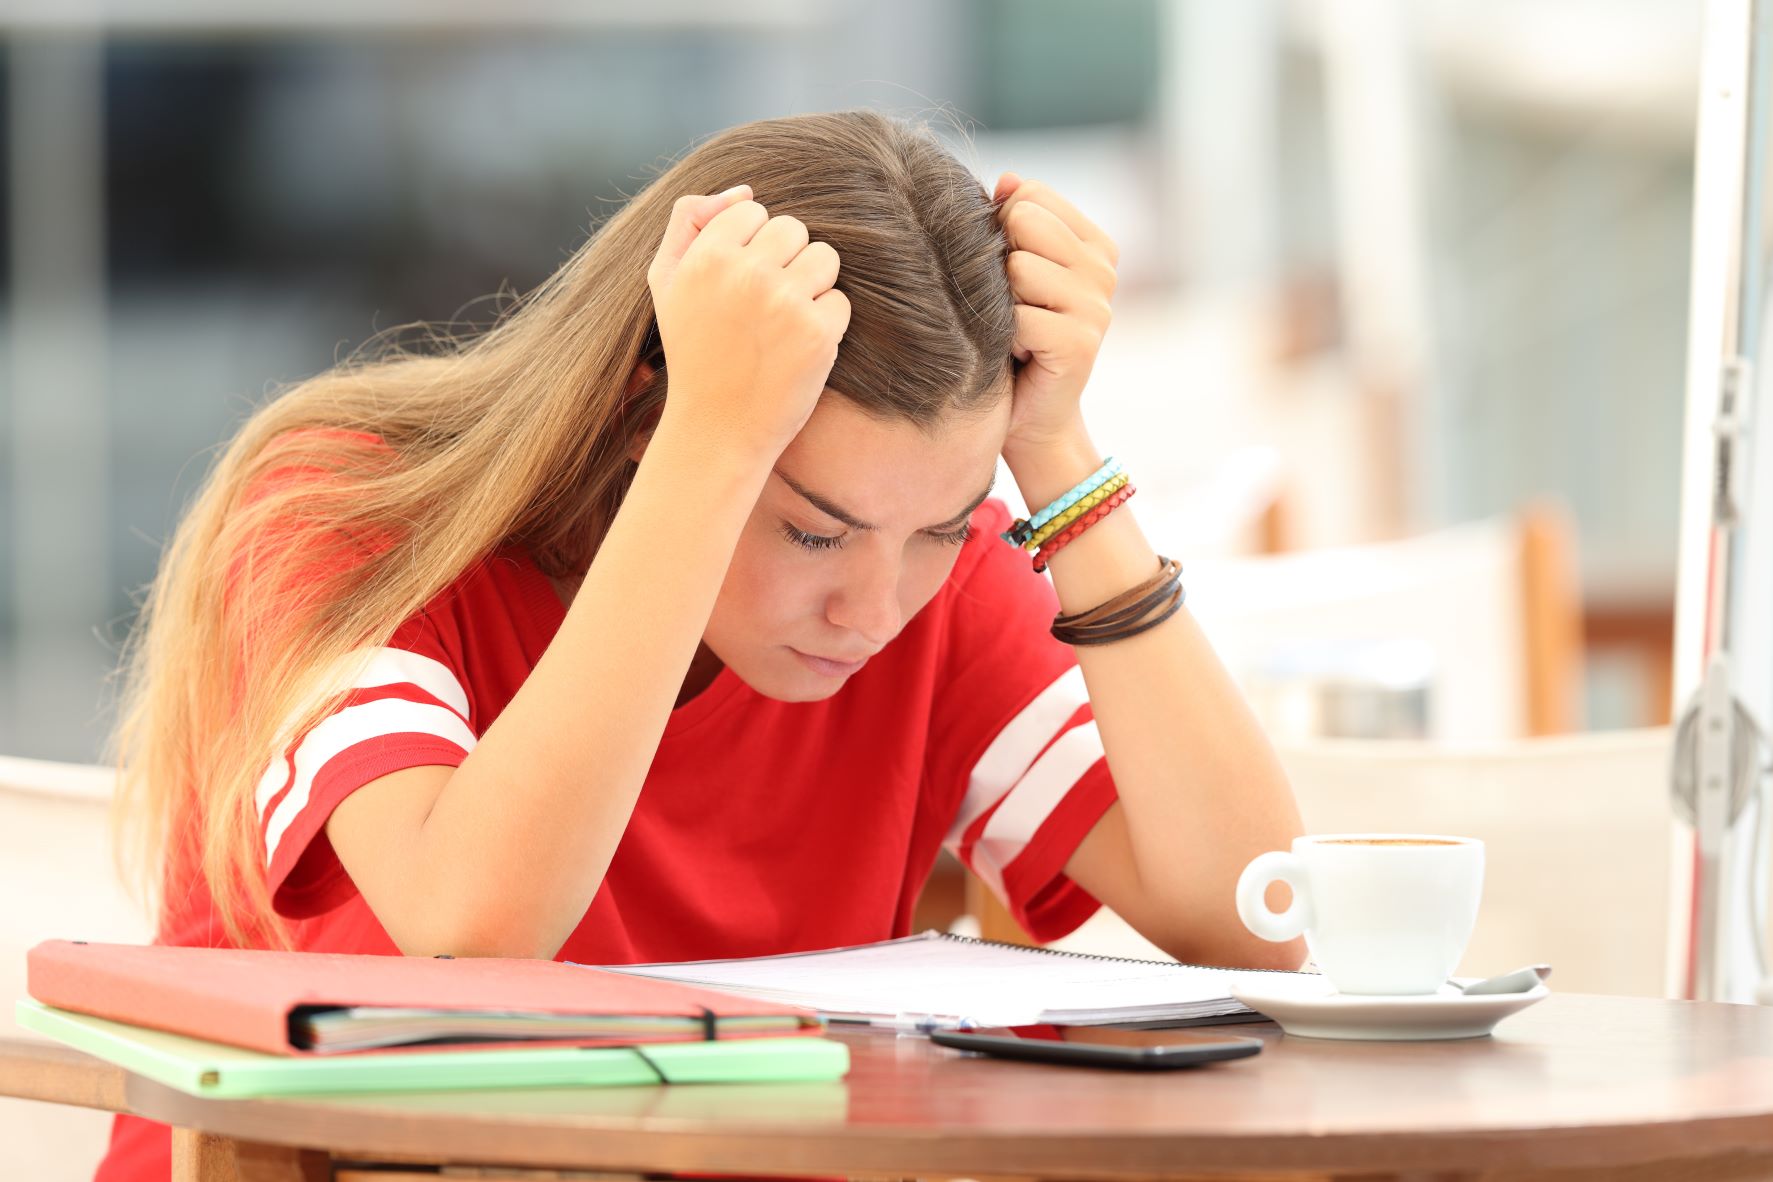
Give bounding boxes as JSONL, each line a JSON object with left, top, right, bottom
{"left": 95, "top": 496, "right": 1118, "bottom": 1182}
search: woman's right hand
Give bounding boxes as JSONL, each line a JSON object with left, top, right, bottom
{"left": 646, "top": 185, "right": 852, "bottom": 463}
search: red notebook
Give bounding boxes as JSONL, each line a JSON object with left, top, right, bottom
{"left": 26, "top": 940, "right": 821, "bottom": 1057}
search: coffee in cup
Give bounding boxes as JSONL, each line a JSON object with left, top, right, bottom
{"left": 1235, "top": 833, "right": 1484, "bottom": 995}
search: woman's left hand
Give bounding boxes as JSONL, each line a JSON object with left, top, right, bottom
{"left": 992, "top": 172, "right": 1120, "bottom": 460}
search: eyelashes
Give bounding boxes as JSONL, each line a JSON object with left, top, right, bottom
{"left": 779, "top": 523, "right": 846, "bottom": 551}
{"left": 778, "top": 521, "right": 974, "bottom": 553}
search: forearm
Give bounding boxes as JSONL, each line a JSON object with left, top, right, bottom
{"left": 416, "top": 415, "right": 771, "bottom": 959}
{"left": 1005, "top": 421, "right": 1307, "bottom": 969}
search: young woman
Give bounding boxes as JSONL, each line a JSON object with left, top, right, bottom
{"left": 96, "top": 109, "right": 1306, "bottom": 1180}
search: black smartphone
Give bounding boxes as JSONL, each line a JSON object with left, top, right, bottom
{"left": 929, "top": 1023, "right": 1264, "bottom": 1070}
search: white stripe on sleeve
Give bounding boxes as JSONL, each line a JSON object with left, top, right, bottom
{"left": 262, "top": 697, "right": 476, "bottom": 864}
{"left": 968, "top": 721, "right": 1107, "bottom": 902}
{"left": 254, "top": 646, "right": 471, "bottom": 818}
{"left": 254, "top": 645, "right": 476, "bottom": 865}
{"left": 944, "top": 665, "right": 1088, "bottom": 851}
{"left": 351, "top": 648, "right": 471, "bottom": 719}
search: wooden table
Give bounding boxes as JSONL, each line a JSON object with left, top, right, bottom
{"left": 8, "top": 992, "right": 1773, "bottom": 1182}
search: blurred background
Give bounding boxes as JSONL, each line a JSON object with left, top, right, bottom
{"left": 0, "top": 0, "right": 1701, "bottom": 763}
{"left": 0, "top": 0, "right": 1732, "bottom": 1174}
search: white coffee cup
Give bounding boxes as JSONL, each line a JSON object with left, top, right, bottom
{"left": 1235, "top": 833, "right": 1485, "bottom": 995}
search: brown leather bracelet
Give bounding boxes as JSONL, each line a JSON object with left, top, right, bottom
{"left": 1066, "top": 576, "right": 1180, "bottom": 632}
{"left": 1054, "top": 585, "right": 1187, "bottom": 646}
{"left": 1050, "top": 555, "right": 1187, "bottom": 647}
{"left": 1052, "top": 556, "right": 1182, "bottom": 627}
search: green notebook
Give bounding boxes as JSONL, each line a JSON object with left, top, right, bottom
{"left": 15, "top": 999, "right": 848, "bottom": 1099}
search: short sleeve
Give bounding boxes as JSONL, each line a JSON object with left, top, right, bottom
{"left": 929, "top": 500, "right": 1120, "bottom": 943}
{"left": 252, "top": 612, "right": 476, "bottom": 919}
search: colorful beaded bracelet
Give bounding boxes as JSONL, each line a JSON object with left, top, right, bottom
{"left": 1023, "top": 472, "right": 1130, "bottom": 552}
{"left": 1032, "top": 483, "right": 1136, "bottom": 573}
{"left": 1000, "top": 457, "right": 1123, "bottom": 547}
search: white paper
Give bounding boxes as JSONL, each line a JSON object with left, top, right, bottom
{"left": 580, "top": 931, "right": 1304, "bottom": 1028}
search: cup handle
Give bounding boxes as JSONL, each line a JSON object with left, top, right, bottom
{"left": 1235, "top": 850, "right": 1314, "bottom": 942}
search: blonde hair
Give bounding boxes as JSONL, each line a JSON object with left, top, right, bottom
{"left": 111, "top": 108, "right": 1020, "bottom": 950}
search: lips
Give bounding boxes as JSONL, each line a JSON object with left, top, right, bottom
{"left": 791, "top": 648, "right": 871, "bottom": 677}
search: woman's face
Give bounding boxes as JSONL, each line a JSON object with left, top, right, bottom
{"left": 705, "top": 390, "right": 1011, "bottom": 702}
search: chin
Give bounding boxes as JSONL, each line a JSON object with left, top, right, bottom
{"left": 766, "top": 672, "right": 849, "bottom": 704}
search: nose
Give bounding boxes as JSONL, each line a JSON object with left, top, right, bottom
{"left": 825, "top": 555, "right": 903, "bottom": 649}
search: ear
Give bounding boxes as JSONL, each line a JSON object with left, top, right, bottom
{"left": 626, "top": 357, "right": 659, "bottom": 399}
{"left": 623, "top": 359, "right": 660, "bottom": 464}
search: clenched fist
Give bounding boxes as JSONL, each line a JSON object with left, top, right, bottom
{"left": 647, "top": 184, "right": 852, "bottom": 463}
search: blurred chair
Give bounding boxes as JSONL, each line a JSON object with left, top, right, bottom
{"left": 987, "top": 727, "right": 1673, "bottom": 998}
{"left": 1183, "top": 502, "right": 1584, "bottom": 741}
{"left": 0, "top": 756, "right": 152, "bottom": 1182}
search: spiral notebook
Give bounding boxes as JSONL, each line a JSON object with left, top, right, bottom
{"left": 584, "top": 930, "right": 1310, "bottom": 1030}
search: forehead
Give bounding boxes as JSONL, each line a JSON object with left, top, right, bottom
{"left": 773, "top": 393, "right": 1010, "bottom": 527}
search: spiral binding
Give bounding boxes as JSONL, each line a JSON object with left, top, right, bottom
{"left": 933, "top": 930, "right": 1309, "bottom": 976}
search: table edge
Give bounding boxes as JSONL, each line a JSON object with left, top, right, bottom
{"left": 113, "top": 1070, "right": 1773, "bottom": 1177}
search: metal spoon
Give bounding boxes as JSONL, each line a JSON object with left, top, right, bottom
{"left": 1455, "top": 963, "right": 1552, "bottom": 995}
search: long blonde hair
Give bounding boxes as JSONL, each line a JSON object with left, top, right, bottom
{"left": 111, "top": 109, "right": 1020, "bottom": 950}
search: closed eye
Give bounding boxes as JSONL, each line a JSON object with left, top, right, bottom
{"left": 778, "top": 521, "right": 973, "bottom": 552}
{"left": 779, "top": 522, "right": 846, "bottom": 551}
{"left": 931, "top": 522, "right": 974, "bottom": 547}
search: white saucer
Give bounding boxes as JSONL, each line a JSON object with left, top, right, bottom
{"left": 1229, "top": 974, "right": 1550, "bottom": 1041}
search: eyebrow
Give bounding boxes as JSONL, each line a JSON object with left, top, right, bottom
{"left": 773, "top": 466, "right": 995, "bottom": 533}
